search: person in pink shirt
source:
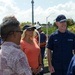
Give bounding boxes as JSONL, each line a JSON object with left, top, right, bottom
{"left": 20, "top": 25, "right": 42, "bottom": 75}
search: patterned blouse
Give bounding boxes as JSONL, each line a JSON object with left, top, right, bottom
{"left": 0, "top": 42, "right": 32, "bottom": 75}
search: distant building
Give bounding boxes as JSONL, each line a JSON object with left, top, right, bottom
{"left": 41, "top": 23, "right": 53, "bottom": 28}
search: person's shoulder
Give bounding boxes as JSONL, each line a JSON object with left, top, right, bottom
{"left": 20, "top": 39, "right": 25, "bottom": 44}
{"left": 48, "top": 30, "right": 58, "bottom": 39}
{"left": 40, "top": 31, "right": 46, "bottom": 37}
{"left": 33, "top": 38, "right": 38, "bottom": 42}
{"left": 71, "top": 55, "right": 75, "bottom": 64}
{"left": 67, "top": 30, "right": 75, "bottom": 36}
{"left": 67, "top": 30, "right": 73, "bottom": 34}
{"left": 40, "top": 31, "right": 45, "bottom": 35}
{"left": 20, "top": 39, "right": 27, "bottom": 47}
{"left": 20, "top": 39, "right": 24, "bottom": 42}
{"left": 50, "top": 30, "right": 58, "bottom": 36}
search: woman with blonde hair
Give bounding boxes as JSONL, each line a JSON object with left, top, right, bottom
{"left": 20, "top": 25, "right": 42, "bottom": 75}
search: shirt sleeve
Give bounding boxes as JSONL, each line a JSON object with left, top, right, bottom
{"left": 67, "top": 55, "right": 75, "bottom": 75}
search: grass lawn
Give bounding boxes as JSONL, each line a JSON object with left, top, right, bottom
{"left": 44, "top": 58, "right": 48, "bottom": 67}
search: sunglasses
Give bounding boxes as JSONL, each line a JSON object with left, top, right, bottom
{"left": 9, "top": 30, "right": 23, "bottom": 34}
{"left": 14, "top": 30, "right": 23, "bottom": 34}
{"left": 2, "top": 30, "right": 23, "bottom": 41}
{"left": 27, "top": 28, "right": 34, "bottom": 31}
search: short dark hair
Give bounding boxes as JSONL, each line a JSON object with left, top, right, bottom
{"left": 0, "top": 16, "right": 20, "bottom": 40}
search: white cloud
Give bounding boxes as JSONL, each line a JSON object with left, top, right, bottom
{"left": 34, "top": 1, "right": 75, "bottom": 23}
{"left": 0, "top": 0, "right": 75, "bottom": 24}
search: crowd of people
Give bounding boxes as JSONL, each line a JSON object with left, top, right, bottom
{"left": 0, "top": 14, "right": 75, "bottom": 75}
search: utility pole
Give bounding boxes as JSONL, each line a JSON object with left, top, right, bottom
{"left": 31, "top": 0, "right": 34, "bottom": 25}
{"left": 46, "top": 13, "right": 54, "bottom": 41}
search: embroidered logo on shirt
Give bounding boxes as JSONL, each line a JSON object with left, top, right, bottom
{"left": 67, "top": 39, "right": 73, "bottom": 41}
{"left": 54, "top": 39, "right": 58, "bottom": 41}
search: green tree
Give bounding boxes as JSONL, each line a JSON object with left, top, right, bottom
{"left": 20, "top": 22, "right": 32, "bottom": 30}
{"left": 67, "top": 19, "right": 75, "bottom": 26}
{"left": 53, "top": 18, "right": 75, "bottom": 27}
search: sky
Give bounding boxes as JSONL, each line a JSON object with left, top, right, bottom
{"left": 0, "top": 0, "right": 75, "bottom": 24}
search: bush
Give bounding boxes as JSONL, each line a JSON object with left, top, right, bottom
{"left": 42, "top": 27, "right": 57, "bottom": 36}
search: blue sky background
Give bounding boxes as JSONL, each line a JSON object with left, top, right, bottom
{"left": 14, "top": 0, "right": 75, "bottom": 9}
{"left": 0, "top": 0, "right": 75, "bottom": 24}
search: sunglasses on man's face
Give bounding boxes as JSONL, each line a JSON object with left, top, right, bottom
{"left": 15, "top": 30, "right": 23, "bottom": 34}
{"left": 27, "top": 28, "right": 34, "bottom": 31}
{"left": 9, "top": 30, "right": 23, "bottom": 34}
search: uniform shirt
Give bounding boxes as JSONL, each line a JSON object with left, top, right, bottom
{"left": 0, "top": 42, "right": 32, "bottom": 75}
{"left": 67, "top": 55, "right": 75, "bottom": 75}
{"left": 40, "top": 32, "right": 46, "bottom": 43}
{"left": 47, "top": 30, "right": 75, "bottom": 70}
{"left": 20, "top": 38, "right": 40, "bottom": 69}
{"left": 36, "top": 31, "right": 46, "bottom": 47}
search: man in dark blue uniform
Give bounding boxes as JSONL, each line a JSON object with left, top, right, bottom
{"left": 47, "top": 14, "right": 75, "bottom": 75}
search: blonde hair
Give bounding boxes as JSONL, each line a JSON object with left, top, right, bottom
{"left": 21, "top": 29, "right": 27, "bottom": 40}
{"left": 21, "top": 29, "right": 36, "bottom": 40}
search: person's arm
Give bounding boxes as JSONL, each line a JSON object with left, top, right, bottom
{"left": 67, "top": 55, "right": 75, "bottom": 75}
{"left": 40, "top": 42, "right": 46, "bottom": 46}
{"left": 39, "top": 52, "right": 42, "bottom": 66}
{"left": 47, "top": 48, "right": 55, "bottom": 73}
{"left": 35, "top": 52, "right": 42, "bottom": 74}
{"left": 47, "top": 48, "right": 52, "bottom": 67}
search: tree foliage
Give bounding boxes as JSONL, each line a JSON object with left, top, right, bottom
{"left": 20, "top": 22, "right": 32, "bottom": 30}
{"left": 53, "top": 18, "right": 75, "bottom": 27}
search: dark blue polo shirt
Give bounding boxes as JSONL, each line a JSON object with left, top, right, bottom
{"left": 39, "top": 31, "right": 46, "bottom": 58}
{"left": 47, "top": 30, "right": 75, "bottom": 70}
{"left": 67, "top": 55, "right": 75, "bottom": 75}
{"left": 39, "top": 31, "right": 46, "bottom": 43}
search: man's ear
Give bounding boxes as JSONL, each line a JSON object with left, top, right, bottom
{"left": 13, "top": 32, "right": 17, "bottom": 38}
{"left": 56, "top": 22, "right": 59, "bottom": 27}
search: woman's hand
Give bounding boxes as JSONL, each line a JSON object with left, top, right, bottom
{"left": 31, "top": 66, "right": 41, "bottom": 74}
{"left": 36, "top": 66, "right": 41, "bottom": 74}
{"left": 31, "top": 68, "right": 38, "bottom": 74}
{"left": 49, "top": 65, "right": 55, "bottom": 73}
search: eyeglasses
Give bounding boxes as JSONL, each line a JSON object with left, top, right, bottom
{"left": 14, "top": 30, "right": 23, "bottom": 34}
{"left": 27, "top": 28, "right": 34, "bottom": 31}
{"left": 1, "top": 30, "right": 23, "bottom": 42}
{"left": 9, "top": 30, "right": 23, "bottom": 34}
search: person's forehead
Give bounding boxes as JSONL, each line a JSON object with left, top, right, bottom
{"left": 58, "top": 21, "right": 66, "bottom": 24}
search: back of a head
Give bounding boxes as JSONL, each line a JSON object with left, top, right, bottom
{"left": 34, "top": 24, "right": 41, "bottom": 30}
{"left": 0, "top": 16, "right": 20, "bottom": 41}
